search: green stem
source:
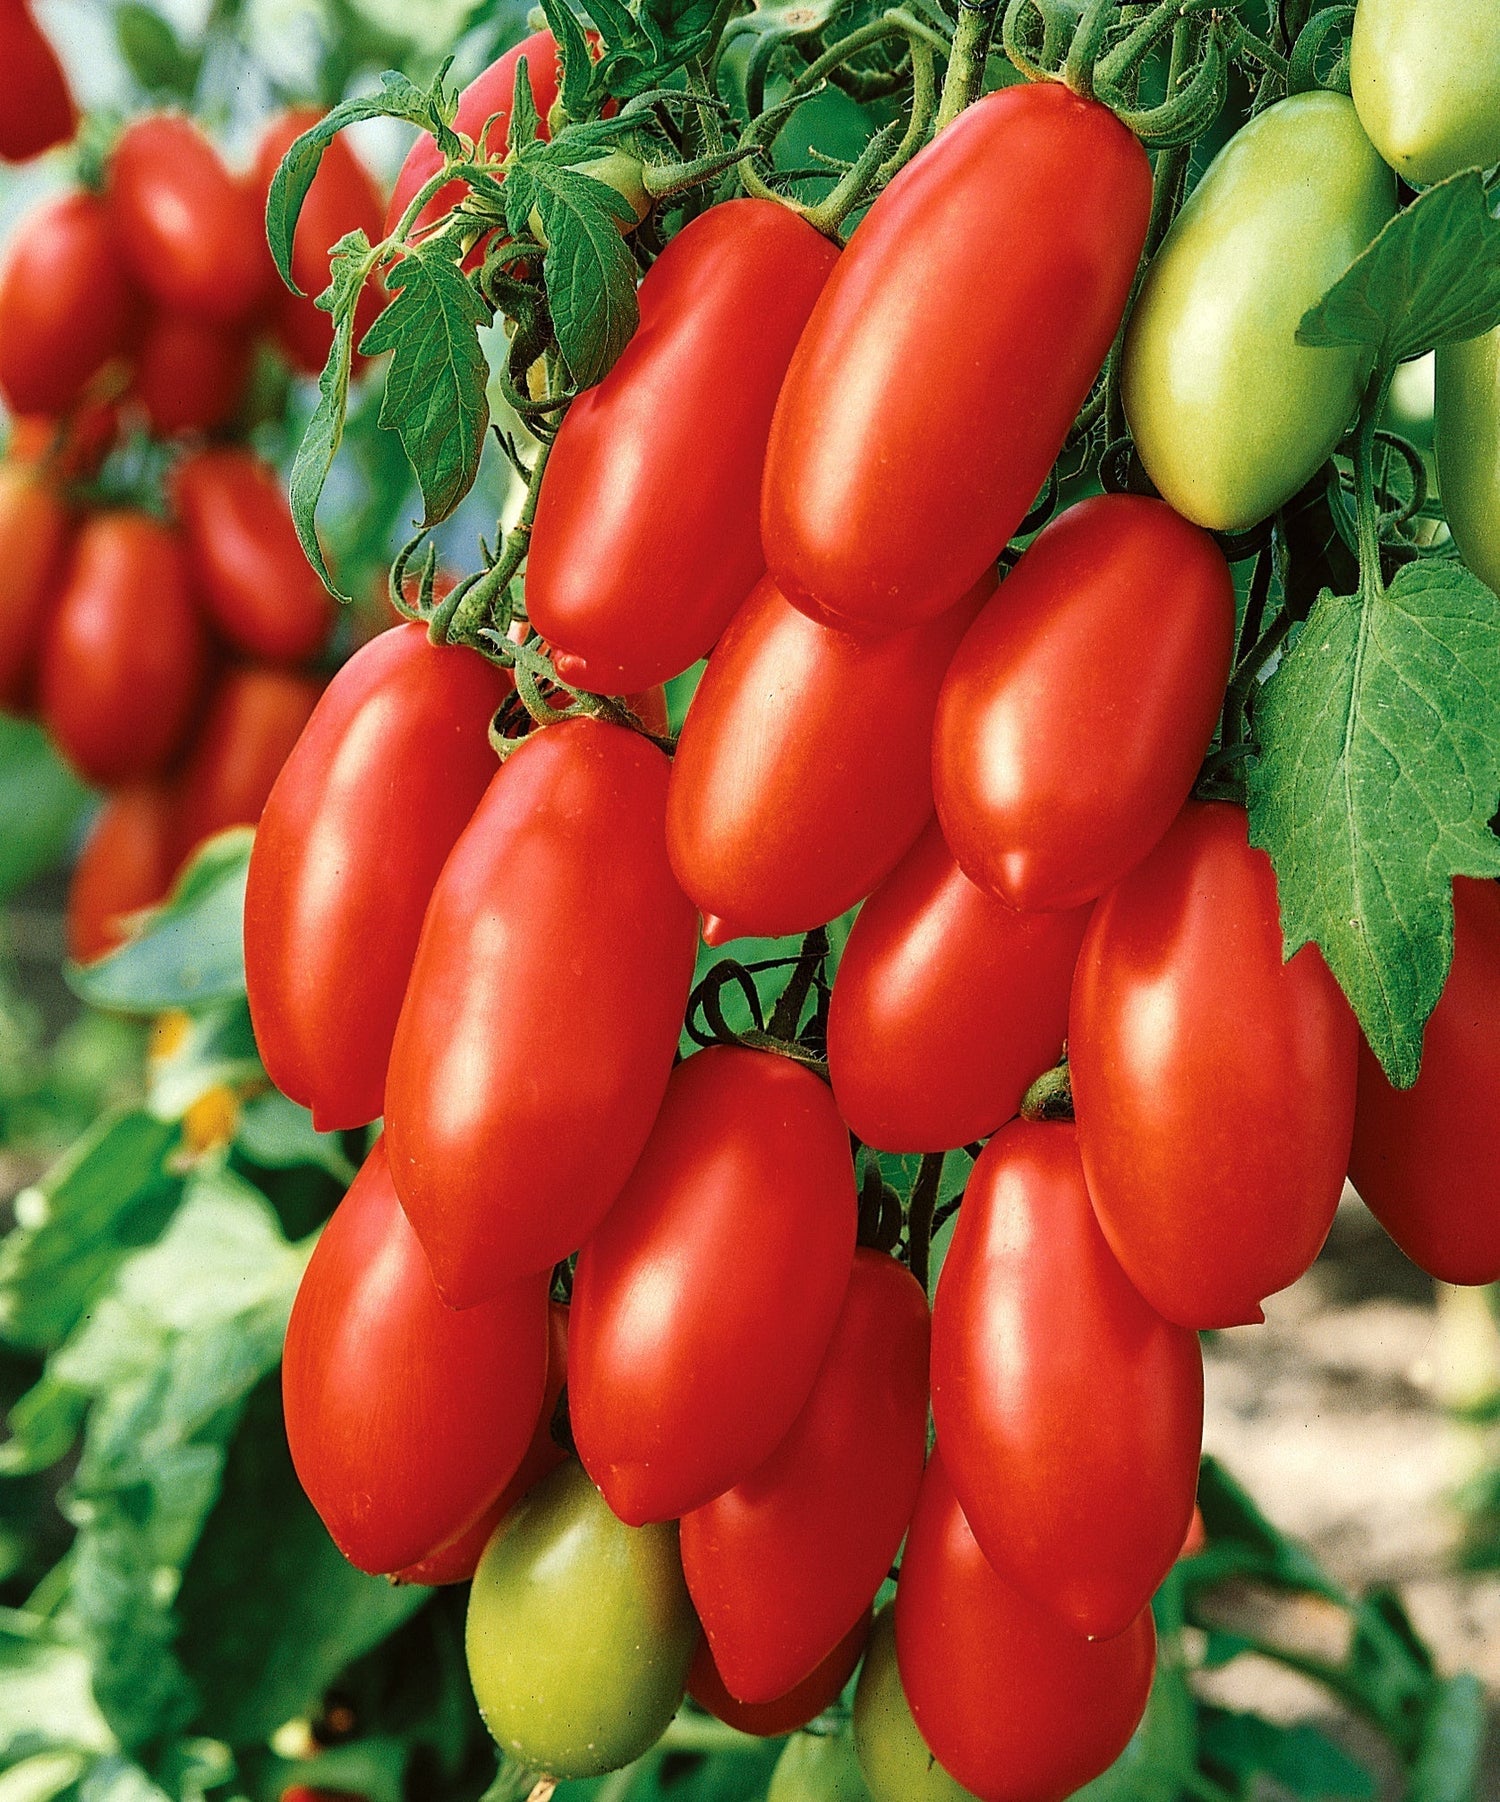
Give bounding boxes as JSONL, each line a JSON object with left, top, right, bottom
{"left": 934, "top": 1, "right": 998, "bottom": 131}
{"left": 432, "top": 433, "right": 553, "bottom": 652}
{"left": 1062, "top": 0, "right": 1115, "bottom": 99}
{"left": 905, "top": 1152, "right": 945, "bottom": 1293}
{"left": 1352, "top": 373, "right": 1394, "bottom": 605}
{"left": 768, "top": 927, "right": 830, "bottom": 1040}
{"left": 1020, "top": 1059, "right": 1073, "bottom": 1121}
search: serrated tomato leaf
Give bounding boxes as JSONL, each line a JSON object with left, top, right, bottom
{"left": 266, "top": 71, "right": 455, "bottom": 290}
{"left": 359, "top": 245, "right": 492, "bottom": 527}
{"left": 1247, "top": 559, "right": 1500, "bottom": 1086}
{"left": 1298, "top": 173, "right": 1500, "bottom": 373}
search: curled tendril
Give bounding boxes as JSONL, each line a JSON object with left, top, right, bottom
{"left": 999, "top": 0, "right": 1086, "bottom": 82}
{"left": 1287, "top": 4, "right": 1355, "bottom": 95}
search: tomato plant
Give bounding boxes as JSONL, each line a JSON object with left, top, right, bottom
{"left": 931, "top": 1119, "right": 1203, "bottom": 1641}
{"left": 465, "top": 1459, "right": 698, "bottom": 1779}
{"left": 667, "top": 574, "right": 988, "bottom": 943}
{"left": 571, "top": 1045, "right": 856, "bottom": 1524}
{"left": 1070, "top": 803, "right": 1359, "bottom": 1330}
{"left": 245, "top": 623, "right": 511, "bottom": 1131}
{"left": 681, "top": 1248, "right": 927, "bottom": 1702}
{"left": 932, "top": 494, "right": 1236, "bottom": 912}
{"left": 283, "top": 1136, "right": 551, "bottom": 1576}
{"left": 385, "top": 717, "right": 699, "bottom": 1305}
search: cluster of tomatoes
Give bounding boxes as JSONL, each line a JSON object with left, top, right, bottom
{"left": 0, "top": 95, "right": 391, "bottom": 961}
{"left": 236, "top": 17, "right": 1499, "bottom": 1802}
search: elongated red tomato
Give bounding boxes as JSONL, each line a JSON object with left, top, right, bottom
{"left": 667, "top": 575, "right": 988, "bottom": 944}
{"left": 284, "top": 1137, "right": 549, "bottom": 1575}
{"left": 67, "top": 785, "right": 177, "bottom": 964}
{"left": 0, "top": 0, "right": 77, "bottom": 161}
{"left": 527, "top": 201, "right": 838, "bottom": 694}
{"left": 172, "top": 449, "right": 333, "bottom": 663}
{"left": 931, "top": 1119, "right": 1202, "bottom": 1641}
{"left": 386, "top": 718, "right": 698, "bottom": 1305}
{"left": 131, "top": 311, "right": 251, "bottom": 437}
{"left": 40, "top": 512, "right": 208, "bottom": 785}
{"left": 0, "top": 462, "right": 68, "bottom": 710}
{"left": 680, "top": 1248, "right": 927, "bottom": 1702}
{"left": 895, "top": 1451, "right": 1155, "bottom": 1802}
{"left": 246, "top": 624, "right": 511, "bottom": 1132}
{"left": 173, "top": 666, "right": 324, "bottom": 864}
{"left": 394, "top": 1301, "right": 570, "bottom": 1585}
{"left": 9, "top": 401, "right": 121, "bottom": 484}
{"left": 385, "top": 30, "right": 560, "bottom": 240}
{"left": 109, "top": 114, "right": 269, "bottom": 324}
{"left": 1071, "top": 803, "right": 1358, "bottom": 1329}
{"left": 689, "top": 1611, "right": 870, "bottom": 1737}
{"left": 827, "top": 821, "right": 1089, "bottom": 1152}
{"left": 254, "top": 109, "right": 386, "bottom": 376}
{"left": 571, "top": 1046, "right": 856, "bottom": 1525}
{"left": 0, "top": 190, "right": 140, "bottom": 417}
{"left": 1350, "top": 878, "right": 1500, "bottom": 1285}
{"left": 763, "top": 84, "right": 1151, "bottom": 636}
{"left": 933, "top": 495, "right": 1235, "bottom": 912}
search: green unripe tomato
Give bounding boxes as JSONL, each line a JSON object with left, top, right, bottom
{"left": 851, "top": 1610, "right": 977, "bottom": 1802}
{"left": 1122, "top": 92, "right": 1396, "bottom": 532}
{"left": 527, "top": 151, "right": 650, "bottom": 250}
{"left": 769, "top": 1731, "right": 875, "bottom": 1802}
{"left": 1351, "top": 0, "right": 1500, "bottom": 186}
{"left": 1436, "top": 325, "right": 1500, "bottom": 595}
{"left": 465, "top": 1460, "right": 698, "bottom": 1779}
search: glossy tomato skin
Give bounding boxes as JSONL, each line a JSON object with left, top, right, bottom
{"left": 40, "top": 512, "right": 208, "bottom": 785}
{"left": 394, "top": 1302, "right": 569, "bottom": 1586}
{"left": 680, "top": 1248, "right": 927, "bottom": 1701}
{"left": 528, "top": 200, "right": 839, "bottom": 694}
{"left": 0, "top": 0, "right": 77, "bottom": 161}
{"left": 932, "top": 495, "right": 1236, "bottom": 912}
{"left": 254, "top": 110, "right": 386, "bottom": 375}
{"left": 466, "top": 1459, "right": 698, "bottom": 1779}
{"left": 0, "top": 462, "right": 69, "bottom": 710}
{"left": 173, "top": 666, "right": 324, "bottom": 864}
{"left": 109, "top": 114, "right": 269, "bottom": 324}
{"left": 571, "top": 1046, "right": 857, "bottom": 1525}
{"left": 931, "top": 1119, "right": 1203, "bottom": 1641}
{"left": 172, "top": 448, "right": 333, "bottom": 663}
{"left": 1070, "top": 802, "right": 1359, "bottom": 1329}
{"left": 853, "top": 1608, "right": 977, "bottom": 1802}
{"left": 245, "top": 624, "right": 511, "bottom": 1132}
{"left": 67, "top": 785, "right": 177, "bottom": 964}
{"left": 386, "top": 718, "right": 699, "bottom": 1305}
{"left": 385, "top": 30, "right": 560, "bottom": 240}
{"left": 1351, "top": 0, "right": 1500, "bottom": 186}
{"left": 689, "top": 1612, "right": 870, "bottom": 1738}
{"left": 827, "top": 820, "right": 1089, "bottom": 1152}
{"left": 667, "top": 575, "right": 988, "bottom": 943}
{"left": 895, "top": 1452, "right": 1155, "bottom": 1802}
{"left": 762, "top": 84, "right": 1150, "bottom": 635}
{"left": 0, "top": 190, "right": 140, "bottom": 417}
{"left": 1349, "top": 878, "right": 1500, "bottom": 1285}
{"left": 132, "top": 311, "right": 250, "bottom": 436}
{"left": 283, "top": 1137, "right": 549, "bottom": 1576}
{"left": 1435, "top": 326, "right": 1500, "bottom": 597}
{"left": 1122, "top": 94, "right": 1395, "bottom": 532}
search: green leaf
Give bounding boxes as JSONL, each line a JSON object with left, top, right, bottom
{"left": 1298, "top": 173, "right": 1500, "bottom": 375}
{"left": 535, "top": 0, "right": 596, "bottom": 119}
{"left": 359, "top": 245, "right": 492, "bottom": 526}
{"left": 0, "top": 1619, "right": 113, "bottom": 1762}
{"left": 113, "top": 3, "right": 200, "bottom": 98}
{"left": 266, "top": 71, "right": 454, "bottom": 290}
{"left": 0, "top": 1108, "right": 181, "bottom": 1355}
{"left": 1411, "top": 1673, "right": 1486, "bottom": 1802}
{"left": 288, "top": 231, "right": 376, "bottom": 601}
{"left": 68, "top": 832, "right": 252, "bottom": 1014}
{"left": 1248, "top": 559, "right": 1500, "bottom": 1085}
{"left": 1197, "top": 1708, "right": 1376, "bottom": 1799}
{"left": 505, "top": 161, "right": 639, "bottom": 388}
{"left": 0, "top": 718, "right": 93, "bottom": 902}
{"left": 175, "top": 1375, "right": 426, "bottom": 1747}
{"left": 234, "top": 1091, "right": 356, "bottom": 1184}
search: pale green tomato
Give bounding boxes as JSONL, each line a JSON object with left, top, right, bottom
{"left": 1436, "top": 325, "right": 1500, "bottom": 595}
{"left": 851, "top": 1610, "right": 977, "bottom": 1802}
{"left": 769, "top": 1731, "right": 875, "bottom": 1801}
{"left": 1122, "top": 92, "right": 1396, "bottom": 532}
{"left": 1352, "top": 0, "right": 1500, "bottom": 185}
{"left": 465, "top": 1460, "right": 697, "bottom": 1780}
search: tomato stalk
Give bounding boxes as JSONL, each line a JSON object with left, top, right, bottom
{"left": 903, "top": 1151, "right": 945, "bottom": 1292}
{"left": 1020, "top": 1058, "right": 1073, "bottom": 1121}
{"left": 933, "top": 0, "right": 999, "bottom": 132}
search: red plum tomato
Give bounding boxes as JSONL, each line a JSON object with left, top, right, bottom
{"left": 0, "top": 462, "right": 69, "bottom": 709}
{"left": 66, "top": 785, "right": 177, "bottom": 964}
{"left": 689, "top": 1612, "right": 871, "bottom": 1737}
{"left": 0, "top": 0, "right": 77, "bottom": 161}
{"left": 131, "top": 311, "right": 251, "bottom": 436}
